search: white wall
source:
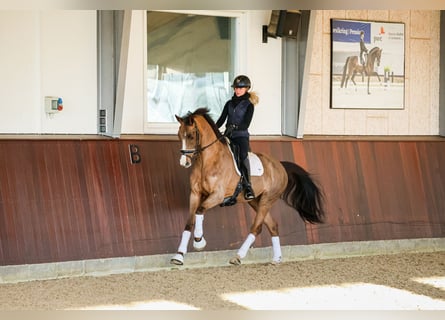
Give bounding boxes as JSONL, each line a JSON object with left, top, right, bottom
{"left": 0, "top": 10, "right": 97, "bottom": 134}
{"left": 121, "top": 11, "right": 145, "bottom": 134}
{"left": 40, "top": 11, "right": 97, "bottom": 134}
{"left": 244, "top": 11, "right": 283, "bottom": 135}
{"left": 0, "top": 11, "right": 40, "bottom": 133}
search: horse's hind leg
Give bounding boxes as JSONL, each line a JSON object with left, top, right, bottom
{"left": 229, "top": 233, "right": 257, "bottom": 265}
{"left": 263, "top": 212, "right": 282, "bottom": 264}
{"left": 229, "top": 209, "right": 281, "bottom": 265}
{"left": 230, "top": 201, "right": 272, "bottom": 265}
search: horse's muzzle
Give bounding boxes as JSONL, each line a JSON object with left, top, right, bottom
{"left": 179, "top": 149, "right": 196, "bottom": 168}
{"left": 180, "top": 155, "right": 192, "bottom": 168}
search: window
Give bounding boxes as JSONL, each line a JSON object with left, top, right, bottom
{"left": 145, "top": 11, "right": 238, "bottom": 133}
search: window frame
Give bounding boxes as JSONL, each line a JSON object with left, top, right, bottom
{"left": 143, "top": 10, "right": 246, "bottom": 134}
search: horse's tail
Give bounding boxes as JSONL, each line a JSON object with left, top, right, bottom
{"left": 340, "top": 56, "right": 350, "bottom": 88}
{"left": 280, "top": 161, "right": 325, "bottom": 224}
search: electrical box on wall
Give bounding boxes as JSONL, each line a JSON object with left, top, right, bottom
{"left": 45, "top": 96, "right": 63, "bottom": 114}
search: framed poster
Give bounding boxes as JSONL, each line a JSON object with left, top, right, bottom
{"left": 330, "top": 19, "right": 405, "bottom": 109}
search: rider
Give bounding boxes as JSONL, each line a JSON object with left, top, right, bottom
{"left": 359, "top": 30, "right": 368, "bottom": 67}
{"left": 216, "top": 75, "right": 258, "bottom": 200}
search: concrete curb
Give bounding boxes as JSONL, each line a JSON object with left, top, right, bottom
{"left": 1, "top": 238, "right": 444, "bottom": 284}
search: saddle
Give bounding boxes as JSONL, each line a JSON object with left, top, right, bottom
{"left": 225, "top": 137, "right": 263, "bottom": 176}
{"left": 220, "top": 138, "right": 264, "bottom": 207}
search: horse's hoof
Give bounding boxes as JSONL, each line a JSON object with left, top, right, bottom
{"left": 270, "top": 257, "right": 282, "bottom": 265}
{"left": 193, "top": 237, "right": 207, "bottom": 251}
{"left": 229, "top": 256, "right": 241, "bottom": 265}
{"left": 170, "top": 253, "right": 184, "bottom": 265}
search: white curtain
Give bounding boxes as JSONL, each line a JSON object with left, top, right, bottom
{"left": 147, "top": 70, "right": 230, "bottom": 123}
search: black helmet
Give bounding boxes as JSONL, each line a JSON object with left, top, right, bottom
{"left": 231, "top": 75, "right": 251, "bottom": 88}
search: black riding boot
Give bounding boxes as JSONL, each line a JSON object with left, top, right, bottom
{"left": 242, "top": 158, "right": 255, "bottom": 200}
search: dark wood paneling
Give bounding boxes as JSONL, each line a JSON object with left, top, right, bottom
{"left": 300, "top": 140, "right": 445, "bottom": 244}
{"left": 0, "top": 138, "right": 444, "bottom": 266}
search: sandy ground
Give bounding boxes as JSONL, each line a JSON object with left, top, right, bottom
{"left": 0, "top": 251, "right": 444, "bottom": 310}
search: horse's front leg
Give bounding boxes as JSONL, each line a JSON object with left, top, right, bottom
{"left": 171, "top": 191, "right": 203, "bottom": 265}
{"left": 171, "top": 185, "right": 225, "bottom": 265}
{"left": 376, "top": 72, "right": 382, "bottom": 83}
{"left": 191, "top": 186, "right": 227, "bottom": 249}
{"left": 192, "top": 209, "right": 207, "bottom": 252}
{"left": 351, "top": 72, "right": 357, "bottom": 87}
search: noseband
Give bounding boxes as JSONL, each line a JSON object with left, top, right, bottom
{"left": 180, "top": 122, "right": 223, "bottom": 162}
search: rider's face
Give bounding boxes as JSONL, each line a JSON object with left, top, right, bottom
{"left": 234, "top": 87, "right": 248, "bottom": 97}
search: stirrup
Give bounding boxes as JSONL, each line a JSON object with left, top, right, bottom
{"left": 220, "top": 196, "right": 237, "bottom": 207}
{"left": 244, "top": 191, "right": 255, "bottom": 200}
{"left": 244, "top": 185, "right": 255, "bottom": 200}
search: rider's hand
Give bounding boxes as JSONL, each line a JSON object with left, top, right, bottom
{"left": 224, "top": 124, "right": 237, "bottom": 137}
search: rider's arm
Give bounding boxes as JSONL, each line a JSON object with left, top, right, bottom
{"left": 215, "top": 102, "right": 229, "bottom": 128}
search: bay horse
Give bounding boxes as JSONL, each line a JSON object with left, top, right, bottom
{"left": 171, "top": 108, "right": 325, "bottom": 266}
{"left": 340, "top": 46, "right": 382, "bottom": 94}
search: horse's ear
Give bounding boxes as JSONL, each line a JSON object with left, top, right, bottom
{"left": 175, "top": 114, "right": 183, "bottom": 124}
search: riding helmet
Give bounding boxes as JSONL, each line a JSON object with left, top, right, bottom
{"left": 231, "top": 75, "right": 251, "bottom": 89}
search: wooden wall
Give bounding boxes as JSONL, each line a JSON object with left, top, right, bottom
{"left": 0, "top": 137, "right": 444, "bottom": 266}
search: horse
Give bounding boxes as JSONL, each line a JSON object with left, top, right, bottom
{"left": 340, "top": 46, "right": 382, "bottom": 94}
{"left": 340, "top": 56, "right": 365, "bottom": 88}
{"left": 171, "top": 108, "right": 325, "bottom": 266}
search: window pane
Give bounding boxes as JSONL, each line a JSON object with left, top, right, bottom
{"left": 147, "top": 11, "right": 234, "bottom": 123}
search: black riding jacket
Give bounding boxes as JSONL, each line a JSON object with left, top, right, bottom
{"left": 216, "top": 93, "right": 254, "bottom": 138}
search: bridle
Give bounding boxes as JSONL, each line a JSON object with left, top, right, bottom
{"left": 180, "top": 121, "right": 224, "bottom": 162}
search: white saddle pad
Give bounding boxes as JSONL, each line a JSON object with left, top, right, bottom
{"left": 226, "top": 139, "right": 264, "bottom": 176}
{"left": 248, "top": 152, "right": 264, "bottom": 176}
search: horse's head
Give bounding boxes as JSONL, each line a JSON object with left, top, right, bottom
{"left": 175, "top": 107, "right": 223, "bottom": 168}
{"left": 373, "top": 47, "right": 382, "bottom": 67}
{"left": 175, "top": 112, "right": 198, "bottom": 168}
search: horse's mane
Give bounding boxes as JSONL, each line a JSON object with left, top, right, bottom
{"left": 183, "top": 108, "right": 226, "bottom": 144}
{"left": 369, "top": 46, "right": 381, "bottom": 54}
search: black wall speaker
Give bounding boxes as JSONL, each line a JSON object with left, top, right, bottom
{"left": 265, "top": 10, "right": 301, "bottom": 42}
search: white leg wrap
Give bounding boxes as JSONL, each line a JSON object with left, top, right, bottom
{"left": 177, "top": 230, "right": 191, "bottom": 254}
{"left": 271, "top": 236, "right": 282, "bottom": 263}
{"left": 193, "top": 236, "right": 207, "bottom": 251}
{"left": 194, "top": 214, "right": 204, "bottom": 238}
{"left": 237, "top": 233, "right": 256, "bottom": 259}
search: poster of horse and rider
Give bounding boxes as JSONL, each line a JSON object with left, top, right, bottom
{"left": 330, "top": 19, "right": 405, "bottom": 109}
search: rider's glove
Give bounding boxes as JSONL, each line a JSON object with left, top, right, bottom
{"left": 224, "top": 124, "right": 238, "bottom": 137}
